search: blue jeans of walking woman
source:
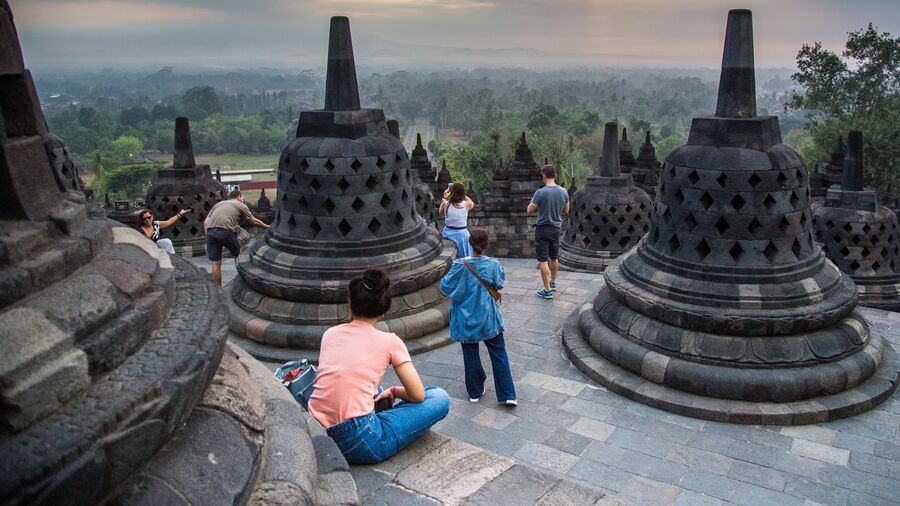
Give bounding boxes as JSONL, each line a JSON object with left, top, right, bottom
{"left": 326, "top": 387, "right": 450, "bottom": 464}
{"left": 461, "top": 332, "right": 516, "bottom": 402}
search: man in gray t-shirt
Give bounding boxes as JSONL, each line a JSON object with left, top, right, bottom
{"left": 204, "top": 189, "right": 269, "bottom": 285}
{"left": 527, "top": 165, "right": 570, "bottom": 299}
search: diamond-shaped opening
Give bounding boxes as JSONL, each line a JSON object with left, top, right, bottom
{"left": 619, "top": 236, "right": 631, "bottom": 248}
{"left": 639, "top": 202, "right": 647, "bottom": 210}
{"left": 579, "top": 203, "right": 587, "bottom": 212}
{"left": 729, "top": 242, "right": 744, "bottom": 263}
{"left": 731, "top": 194, "right": 746, "bottom": 212}
{"left": 170, "top": 228, "right": 181, "bottom": 237}
{"left": 287, "top": 213, "right": 297, "bottom": 229}
{"left": 890, "top": 234, "right": 896, "bottom": 244}
{"left": 600, "top": 237, "right": 609, "bottom": 248}
{"left": 321, "top": 158, "right": 334, "bottom": 173}
{"left": 352, "top": 197, "right": 365, "bottom": 212}
{"left": 338, "top": 218, "right": 352, "bottom": 236}
{"left": 668, "top": 166, "right": 676, "bottom": 179}
{"left": 861, "top": 246, "right": 871, "bottom": 257}
{"left": 687, "top": 170, "right": 700, "bottom": 186}
{"left": 792, "top": 238, "right": 802, "bottom": 258}
{"left": 763, "top": 194, "right": 776, "bottom": 210}
{"left": 368, "top": 217, "right": 381, "bottom": 235}
{"left": 401, "top": 189, "right": 409, "bottom": 203}
{"left": 778, "top": 216, "right": 790, "bottom": 234}
{"left": 322, "top": 197, "right": 336, "bottom": 213}
{"left": 790, "top": 191, "right": 800, "bottom": 208}
{"left": 601, "top": 216, "right": 609, "bottom": 224}
{"left": 591, "top": 226, "right": 601, "bottom": 235}
{"left": 176, "top": 196, "right": 184, "bottom": 204}
{"left": 390, "top": 172, "right": 400, "bottom": 188}
{"left": 309, "top": 177, "right": 320, "bottom": 192}
{"left": 716, "top": 173, "right": 728, "bottom": 188}
{"left": 618, "top": 216, "right": 626, "bottom": 224}
{"left": 610, "top": 226, "right": 618, "bottom": 236}
{"left": 849, "top": 260, "right": 861, "bottom": 270}
{"left": 668, "top": 234, "right": 681, "bottom": 252}
{"left": 842, "top": 222, "right": 853, "bottom": 233}
{"left": 879, "top": 223, "right": 886, "bottom": 233}
{"left": 675, "top": 189, "right": 685, "bottom": 206}
{"left": 376, "top": 156, "right": 386, "bottom": 169}
{"left": 162, "top": 196, "right": 170, "bottom": 203}
{"left": 715, "top": 216, "right": 729, "bottom": 236}
{"left": 627, "top": 225, "right": 635, "bottom": 234}
{"left": 862, "top": 223, "right": 872, "bottom": 234}
{"left": 204, "top": 202, "right": 212, "bottom": 211}
{"left": 394, "top": 211, "right": 404, "bottom": 226}
{"left": 777, "top": 171, "right": 787, "bottom": 186}
{"left": 577, "top": 224, "right": 584, "bottom": 233}
{"left": 310, "top": 217, "right": 322, "bottom": 236}
{"left": 695, "top": 239, "right": 711, "bottom": 260}
{"left": 764, "top": 241, "right": 778, "bottom": 264}
{"left": 380, "top": 194, "right": 392, "bottom": 209}
{"left": 652, "top": 228, "right": 660, "bottom": 244}
{"left": 840, "top": 246, "right": 851, "bottom": 257}
{"left": 351, "top": 159, "right": 362, "bottom": 172}
{"left": 338, "top": 177, "right": 351, "bottom": 192}
{"left": 584, "top": 237, "right": 593, "bottom": 247}
{"left": 366, "top": 175, "right": 379, "bottom": 191}
{"left": 298, "top": 195, "right": 308, "bottom": 208}
{"left": 748, "top": 173, "right": 762, "bottom": 188}
{"left": 872, "top": 260, "right": 881, "bottom": 271}
{"left": 299, "top": 158, "right": 309, "bottom": 172}
{"left": 625, "top": 205, "right": 633, "bottom": 213}
{"left": 748, "top": 217, "right": 763, "bottom": 236}
{"left": 610, "top": 206, "right": 617, "bottom": 213}
{"left": 800, "top": 212, "right": 808, "bottom": 229}
{"left": 851, "top": 235, "right": 861, "bottom": 246}
{"left": 699, "top": 192, "right": 713, "bottom": 210}
{"left": 684, "top": 213, "right": 697, "bottom": 231}
{"left": 796, "top": 169, "right": 804, "bottom": 182}
{"left": 825, "top": 220, "right": 835, "bottom": 230}
{"left": 593, "top": 205, "right": 602, "bottom": 213}
{"left": 194, "top": 193, "right": 203, "bottom": 201}
{"left": 289, "top": 174, "right": 298, "bottom": 185}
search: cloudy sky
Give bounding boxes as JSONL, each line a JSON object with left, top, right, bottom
{"left": 12, "top": 0, "right": 900, "bottom": 70}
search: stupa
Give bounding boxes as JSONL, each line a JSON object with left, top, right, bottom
{"left": 618, "top": 127, "right": 636, "bottom": 170}
{"left": 559, "top": 122, "right": 651, "bottom": 272}
{"left": 810, "top": 137, "right": 846, "bottom": 199}
{"left": 812, "top": 131, "right": 900, "bottom": 311}
{"left": 563, "top": 9, "right": 898, "bottom": 424}
{"left": 410, "top": 133, "right": 439, "bottom": 194}
{"left": 226, "top": 17, "right": 454, "bottom": 362}
{"left": 0, "top": 3, "right": 356, "bottom": 503}
{"left": 407, "top": 133, "right": 439, "bottom": 228}
{"left": 632, "top": 130, "right": 661, "bottom": 198}
{"left": 145, "top": 117, "right": 228, "bottom": 256}
{"left": 506, "top": 132, "right": 543, "bottom": 209}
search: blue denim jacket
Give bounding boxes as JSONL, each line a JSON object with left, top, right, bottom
{"left": 439, "top": 256, "right": 505, "bottom": 344}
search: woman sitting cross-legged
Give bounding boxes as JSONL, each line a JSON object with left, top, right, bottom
{"left": 136, "top": 208, "right": 191, "bottom": 255}
{"left": 308, "top": 268, "right": 451, "bottom": 464}
{"left": 439, "top": 228, "right": 517, "bottom": 405}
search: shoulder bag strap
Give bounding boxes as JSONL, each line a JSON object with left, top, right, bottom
{"left": 462, "top": 259, "right": 502, "bottom": 303}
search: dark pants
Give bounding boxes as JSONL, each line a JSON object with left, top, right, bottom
{"left": 461, "top": 332, "right": 516, "bottom": 402}
{"left": 534, "top": 224, "right": 561, "bottom": 262}
{"left": 206, "top": 227, "right": 240, "bottom": 261}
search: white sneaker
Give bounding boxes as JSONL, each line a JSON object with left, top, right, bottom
{"left": 470, "top": 388, "right": 485, "bottom": 402}
{"left": 504, "top": 399, "right": 518, "bottom": 406}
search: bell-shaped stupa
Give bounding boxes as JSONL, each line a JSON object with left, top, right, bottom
{"left": 559, "top": 122, "right": 651, "bottom": 272}
{"left": 226, "top": 17, "right": 454, "bottom": 361}
{"left": 407, "top": 133, "right": 439, "bottom": 228}
{"left": 563, "top": 9, "right": 898, "bottom": 424}
{"left": 810, "top": 136, "right": 847, "bottom": 199}
{"left": 145, "top": 117, "right": 228, "bottom": 256}
{"left": 633, "top": 130, "right": 661, "bottom": 198}
{"left": 812, "top": 131, "right": 900, "bottom": 311}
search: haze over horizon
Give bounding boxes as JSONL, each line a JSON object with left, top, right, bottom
{"left": 13, "top": 0, "right": 900, "bottom": 72}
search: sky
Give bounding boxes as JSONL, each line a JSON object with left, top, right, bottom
{"left": 12, "top": 0, "right": 900, "bottom": 71}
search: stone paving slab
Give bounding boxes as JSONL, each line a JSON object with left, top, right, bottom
{"left": 194, "top": 256, "right": 900, "bottom": 505}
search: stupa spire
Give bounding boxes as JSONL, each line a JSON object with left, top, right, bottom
{"left": 599, "top": 122, "right": 621, "bottom": 177}
{"left": 715, "top": 9, "right": 756, "bottom": 118}
{"left": 416, "top": 133, "right": 424, "bottom": 149}
{"left": 842, "top": 130, "right": 864, "bottom": 191}
{"left": 324, "top": 16, "right": 360, "bottom": 111}
{"left": 173, "top": 117, "right": 196, "bottom": 168}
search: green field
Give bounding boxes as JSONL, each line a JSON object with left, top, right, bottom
{"left": 147, "top": 152, "right": 279, "bottom": 203}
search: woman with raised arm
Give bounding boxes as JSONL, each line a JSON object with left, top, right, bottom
{"left": 439, "top": 182, "right": 475, "bottom": 258}
{"left": 308, "top": 269, "right": 451, "bottom": 464}
{"left": 136, "top": 208, "right": 191, "bottom": 255}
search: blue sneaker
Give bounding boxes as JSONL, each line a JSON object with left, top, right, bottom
{"left": 549, "top": 282, "right": 557, "bottom": 291}
{"left": 536, "top": 289, "right": 554, "bottom": 299}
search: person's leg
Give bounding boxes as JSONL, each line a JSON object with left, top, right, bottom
{"left": 206, "top": 229, "right": 225, "bottom": 285}
{"left": 461, "top": 342, "right": 487, "bottom": 400}
{"left": 211, "top": 261, "right": 222, "bottom": 285}
{"left": 548, "top": 227, "right": 561, "bottom": 286}
{"left": 535, "top": 226, "right": 551, "bottom": 292}
{"left": 156, "top": 238, "right": 175, "bottom": 255}
{"left": 373, "top": 387, "right": 451, "bottom": 458}
{"left": 483, "top": 333, "right": 516, "bottom": 402}
{"left": 549, "top": 258, "right": 559, "bottom": 285}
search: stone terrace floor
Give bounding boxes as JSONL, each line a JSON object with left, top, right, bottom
{"left": 193, "top": 255, "right": 900, "bottom": 506}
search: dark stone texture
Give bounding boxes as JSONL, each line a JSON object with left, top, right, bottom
{"left": 227, "top": 16, "right": 452, "bottom": 356}
{"left": 566, "top": 9, "right": 897, "bottom": 422}
{"left": 810, "top": 136, "right": 846, "bottom": 199}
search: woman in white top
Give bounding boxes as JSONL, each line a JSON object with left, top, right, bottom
{"left": 439, "top": 182, "right": 475, "bottom": 258}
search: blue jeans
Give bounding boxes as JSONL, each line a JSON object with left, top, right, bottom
{"left": 461, "top": 332, "right": 516, "bottom": 402}
{"left": 325, "top": 387, "right": 450, "bottom": 464}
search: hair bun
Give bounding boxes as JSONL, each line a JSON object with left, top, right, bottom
{"left": 362, "top": 269, "right": 388, "bottom": 292}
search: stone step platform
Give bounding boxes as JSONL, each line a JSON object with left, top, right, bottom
{"left": 562, "top": 306, "right": 900, "bottom": 426}
{"left": 350, "top": 431, "right": 624, "bottom": 505}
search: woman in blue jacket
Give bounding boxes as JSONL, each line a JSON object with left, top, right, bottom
{"left": 439, "top": 228, "right": 517, "bottom": 405}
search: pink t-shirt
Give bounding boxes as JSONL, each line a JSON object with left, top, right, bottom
{"left": 308, "top": 320, "right": 412, "bottom": 428}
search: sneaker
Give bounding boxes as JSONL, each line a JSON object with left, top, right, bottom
{"left": 503, "top": 399, "right": 518, "bottom": 407}
{"left": 469, "top": 388, "right": 485, "bottom": 402}
{"left": 549, "top": 282, "right": 557, "bottom": 291}
{"left": 536, "top": 289, "right": 554, "bottom": 299}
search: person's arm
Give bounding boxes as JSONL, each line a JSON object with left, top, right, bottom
{"left": 465, "top": 196, "right": 475, "bottom": 210}
{"left": 439, "top": 200, "right": 449, "bottom": 217}
{"left": 250, "top": 216, "right": 270, "bottom": 229}
{"left": 159, "top": 209, "right": 190, "bottom": 229}
{"left": 527, "top": 190, "right": 541, "bottom": 215}
{"left": 240, "top": 202, "right": 269, "bottom": 229}
{"left": 527, "top": 202, "right": 539, "bottom": 215}
{"left": 375, "top": 361, "right": 425, "bottom": 403}
{"left": 562, "top": 202, "right": 570, "bottom": 215}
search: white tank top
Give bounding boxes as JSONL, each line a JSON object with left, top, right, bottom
{"left": 444, "top": 202, "right": 468, "bottom": 228}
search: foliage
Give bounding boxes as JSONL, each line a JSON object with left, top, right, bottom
{"left": 789, "top": 24, "right": 900, "bottom": 192}
{"left": 109, "top": 135, "right": 143, "bottom": 163}
{"left": 101, "top": 162, "right": 163, "bottom": 201}
{"left": 182, "top": 86, "right": 223, "bottom": 120}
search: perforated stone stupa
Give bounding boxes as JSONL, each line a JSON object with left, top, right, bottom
{"left": 0, "top": 5, "right": 360, "bottom": 503}
{"left": 559, "top": 122, "right": 651, "bottom": 272}
{"left": 810, "top": 136, "right": 846, "bottom": 199}
{"left": 812, "top": 131, "right": 900, "bottom": 312}
{"left": 145, "top": 117, "right": 227, "bottom": 256}
{"left": 408, "top": 133, "right": 439, "bottom": 228}
{"left": 226, "top": 16, "right": 454, "bottom": 362}
{"left": 618, "top": 127, "right": 636, "bottom": 170}
{"left": 632, "top": 130, "right": 661, "bottom": 198}
{"left": 563, "top": 9, "right": 898, "bottom": 424}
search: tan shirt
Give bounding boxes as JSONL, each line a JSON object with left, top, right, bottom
{"left": 206, "top": 199, "right": 253, "bottom": 233}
